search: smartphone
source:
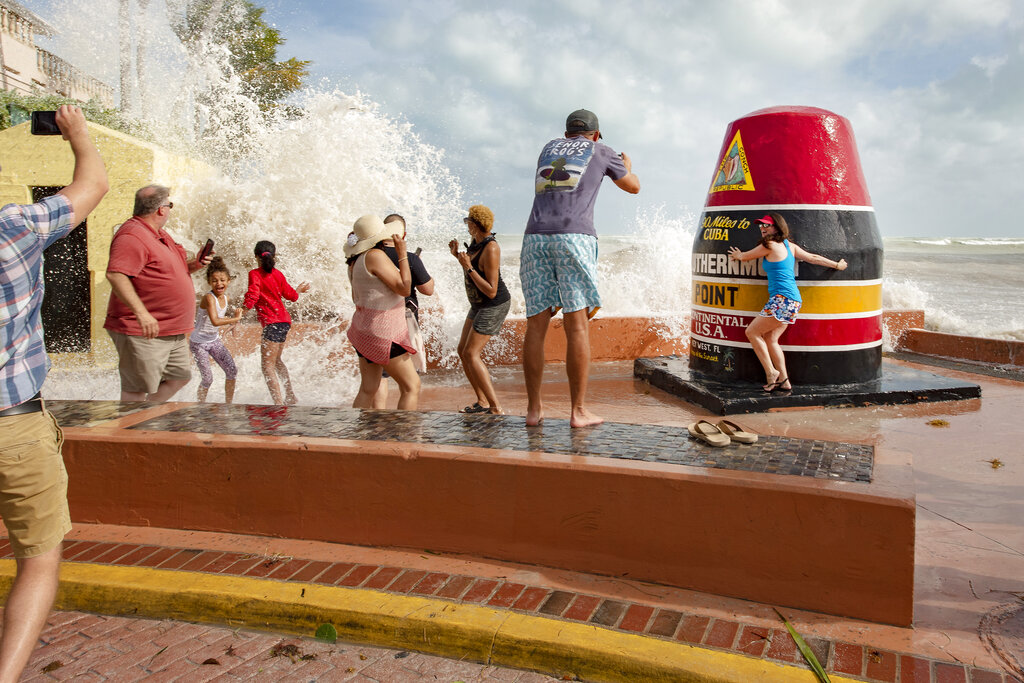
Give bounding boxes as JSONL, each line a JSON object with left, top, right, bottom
{"left": 30, "top": 111, "right": 61, "bottom": 135}
{"left": 415, "top": 247, "right": 422, "bottom": 256}
{"left": 197, "top": 239, "right": 214, "bottom": 262}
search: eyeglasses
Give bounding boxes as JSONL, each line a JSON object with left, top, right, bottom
{"left": 463, "top": 217, "right": 471, "bottom": 225}
{"left": 161, "top": 202, "right": 174, "bottom": 210}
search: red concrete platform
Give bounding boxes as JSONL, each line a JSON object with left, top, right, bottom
{"left": 56, "top": 399, "right": 914, "bottom": 626}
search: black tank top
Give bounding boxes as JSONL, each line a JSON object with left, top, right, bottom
{"left": 464, "top": 235, "right": 510, "bottom": 308}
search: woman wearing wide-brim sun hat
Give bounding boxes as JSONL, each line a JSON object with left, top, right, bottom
{"left": 345, "top": 214, "right": 420, "bottom": 410}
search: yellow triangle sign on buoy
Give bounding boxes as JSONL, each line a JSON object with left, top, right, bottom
{"left": 709, "top": 130, "right": 755, "bottom": 193}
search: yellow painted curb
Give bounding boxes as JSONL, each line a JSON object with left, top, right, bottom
{"left": 0, "top": 560, "right": 858, "bottom": 683}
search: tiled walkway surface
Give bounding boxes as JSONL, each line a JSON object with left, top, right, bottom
{"left": 7, "top": 533, "right": 1017, "bottom": 683}
{"left": 21, "top": 609, "right": 560, "bottom": 682}
{"left": 46, "top": 401, "right": 874, "bottom": 482}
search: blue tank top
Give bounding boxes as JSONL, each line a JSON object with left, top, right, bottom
{"left": 761, "top": 240, "right": 802, "bottom": 302}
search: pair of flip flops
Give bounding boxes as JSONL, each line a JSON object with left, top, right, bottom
{"left": 687, "top": 419, "right": 758, "bottom": 447}
{"left": 460, "top": 402, "right": 490, "bottom": 414}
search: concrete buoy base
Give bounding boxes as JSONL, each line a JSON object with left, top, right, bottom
{"left": 635, "top": 356, "right": 980, "bottom": 415}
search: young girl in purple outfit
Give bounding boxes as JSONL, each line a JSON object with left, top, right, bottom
{"left": 190, "top": 256, "right": 242, "bottom": 402}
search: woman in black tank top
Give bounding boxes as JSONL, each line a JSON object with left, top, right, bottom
{"left": 448, "top": 205, "right": 511, "bottom": 415}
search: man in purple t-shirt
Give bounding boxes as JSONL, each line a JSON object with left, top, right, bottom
{"left": 520, "top": 109, "right": 640, "bottom": 428}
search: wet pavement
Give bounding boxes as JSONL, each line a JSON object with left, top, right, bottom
{"left": 46, "top": 401, "right": 875, "bottom": 482}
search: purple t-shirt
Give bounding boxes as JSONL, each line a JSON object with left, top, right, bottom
{"left": 525, "top": 137, "right": 628, "bottom": 237}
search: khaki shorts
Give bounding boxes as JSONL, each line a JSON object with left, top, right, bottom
{"left": 109, "top": 332, "right": 191, "bottom": 395}
{"left": 0, "top": 408, "right": 71, "bottom": 558}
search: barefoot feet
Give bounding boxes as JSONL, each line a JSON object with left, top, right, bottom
{"left": 570, "top": 406, "right": 604, "bottom": 428}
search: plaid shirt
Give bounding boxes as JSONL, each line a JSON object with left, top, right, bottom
{"left": 0, "top": 195, "right": 75, "bottom": 411}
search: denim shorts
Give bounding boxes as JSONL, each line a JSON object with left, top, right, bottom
{"left": 467, "top": 299, "right": 511, "bottom": 336}
{"left": 519, "top": 233, "right": 601, "bottom": 318}
{"left": 760, "top": 294, "right": 802, "bottom": 324}
{"left": 262, "top": 322, "right": 291, "bottom": 343}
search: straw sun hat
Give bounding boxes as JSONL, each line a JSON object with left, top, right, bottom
{"left": 344, "top": 214, "right": 395, "bottom": 258}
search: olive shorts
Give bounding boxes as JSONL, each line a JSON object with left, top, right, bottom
{"left": 109, "top": 331, "right": 191, "bottom": 395}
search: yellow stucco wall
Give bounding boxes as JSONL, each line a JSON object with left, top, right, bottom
{"left": 0, "top": 121, "right": 214, "bottom": 356}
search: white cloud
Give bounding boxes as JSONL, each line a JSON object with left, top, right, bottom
{"left": 312, "top": 0, "right": 1023, "bottom": 236}
{"left": 28, "top": 0, "right": 1024, "bottom": 236}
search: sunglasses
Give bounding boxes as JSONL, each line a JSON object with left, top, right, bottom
{"left": 161, "top": 202, "right": 174, "bottom": 209}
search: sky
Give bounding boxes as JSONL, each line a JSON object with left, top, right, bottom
{"left": 26, "top": 0, "right": 1024, "bottom": 238}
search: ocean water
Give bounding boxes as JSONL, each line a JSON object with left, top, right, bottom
{"left": 879, "top": 237, "right": 1024, "bottom": 341}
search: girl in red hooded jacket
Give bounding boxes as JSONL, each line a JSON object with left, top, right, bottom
{"left": 243, "top": 240, "right": 309, "bottom": 404}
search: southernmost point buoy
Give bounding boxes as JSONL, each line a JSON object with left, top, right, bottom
{"left": 690, "top": 106, "right": 883, "bottom": 385}
{"left": 635, "top": 105, "right": 979, "bottom": 412}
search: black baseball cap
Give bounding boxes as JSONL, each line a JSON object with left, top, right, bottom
{"left": 566, "top": 109, "right": 602, "bottom": 138}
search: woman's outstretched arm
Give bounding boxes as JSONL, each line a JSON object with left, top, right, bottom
{"left": 727, "top": 244, "right": 770, "bottom": 262}
{"left": 791, "top": 243, "right": 847, "bottom": 270}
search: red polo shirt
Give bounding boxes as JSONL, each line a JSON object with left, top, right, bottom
{"left": 103, "top": 217, "right": 196, "bottom": 336}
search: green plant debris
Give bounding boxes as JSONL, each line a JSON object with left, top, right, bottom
{"left": 269, "top": 642, "right": 316, "bottom": 662}
{"left": 927, "top": 419, "right": 950, "bottom": 427}
{"left": 774, "top": 608, "right": 830, "bottom": 683}
{"left": 315, "top": 623, "right": 338, "bottom": 643}
{"left": 986, "top": 458, "right": 1005, "bottom": 469}
{"left": 40, "top": 661, "right": 63, "bottom": 673}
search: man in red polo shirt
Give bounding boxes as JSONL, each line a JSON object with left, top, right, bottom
{"left": 104, "top": 185, "right": 210, "bottom": 401}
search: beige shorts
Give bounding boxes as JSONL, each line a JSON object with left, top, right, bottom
{"left": 0, "top": 408, "right": 71, "bottom": 558}
{"left": 109, "top": 332, "right": 192, "bottom": 395}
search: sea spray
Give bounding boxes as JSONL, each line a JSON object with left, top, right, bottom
{"left": 596, "top": 204, "right": 696, "bottom": 343}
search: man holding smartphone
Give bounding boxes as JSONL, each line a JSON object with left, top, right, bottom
{"left": 0, "top": 105, "right": 108, "bottom": 681}
{"left": 104, "top": 185, "right": 212, "bottom": 402}
{"left": 520, "top": 109, "right": 640, "bottom": 428}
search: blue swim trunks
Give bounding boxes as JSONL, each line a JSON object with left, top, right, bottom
{"left": 760, "top": 294, "right": 801, "bottom": 324}
{"left": 520, "top": 234, "right": 601, "bottom": 318}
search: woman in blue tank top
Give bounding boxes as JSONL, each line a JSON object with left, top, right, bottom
{"left": 727, "top": 212, "right": 848, "bottom": 392}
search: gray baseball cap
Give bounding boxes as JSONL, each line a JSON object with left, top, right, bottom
{"left": 565, "top": 109, "right": 602, "bottom": 138}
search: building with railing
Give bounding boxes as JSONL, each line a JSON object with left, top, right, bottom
{"left": 0, "top": 0, "right": 114, "bottom": 106}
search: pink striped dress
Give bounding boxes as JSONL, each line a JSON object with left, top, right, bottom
{"left": 347, "top": 252, "right": 414, "bottom": 364}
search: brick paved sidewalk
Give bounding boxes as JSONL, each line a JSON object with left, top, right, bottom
{"left": 21, "top": 609, "right": 560, "bottom": 682}
{"left": 4, "top": 531, "right": 1019, "bottom": 683}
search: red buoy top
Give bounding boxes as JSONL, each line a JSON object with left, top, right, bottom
{"left": 705, "top": 106, "right": 872, "bottom": 207}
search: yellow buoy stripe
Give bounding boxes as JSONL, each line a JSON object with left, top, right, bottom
{"left": 692, "top": 280, "right": 881, "bottom": 315}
